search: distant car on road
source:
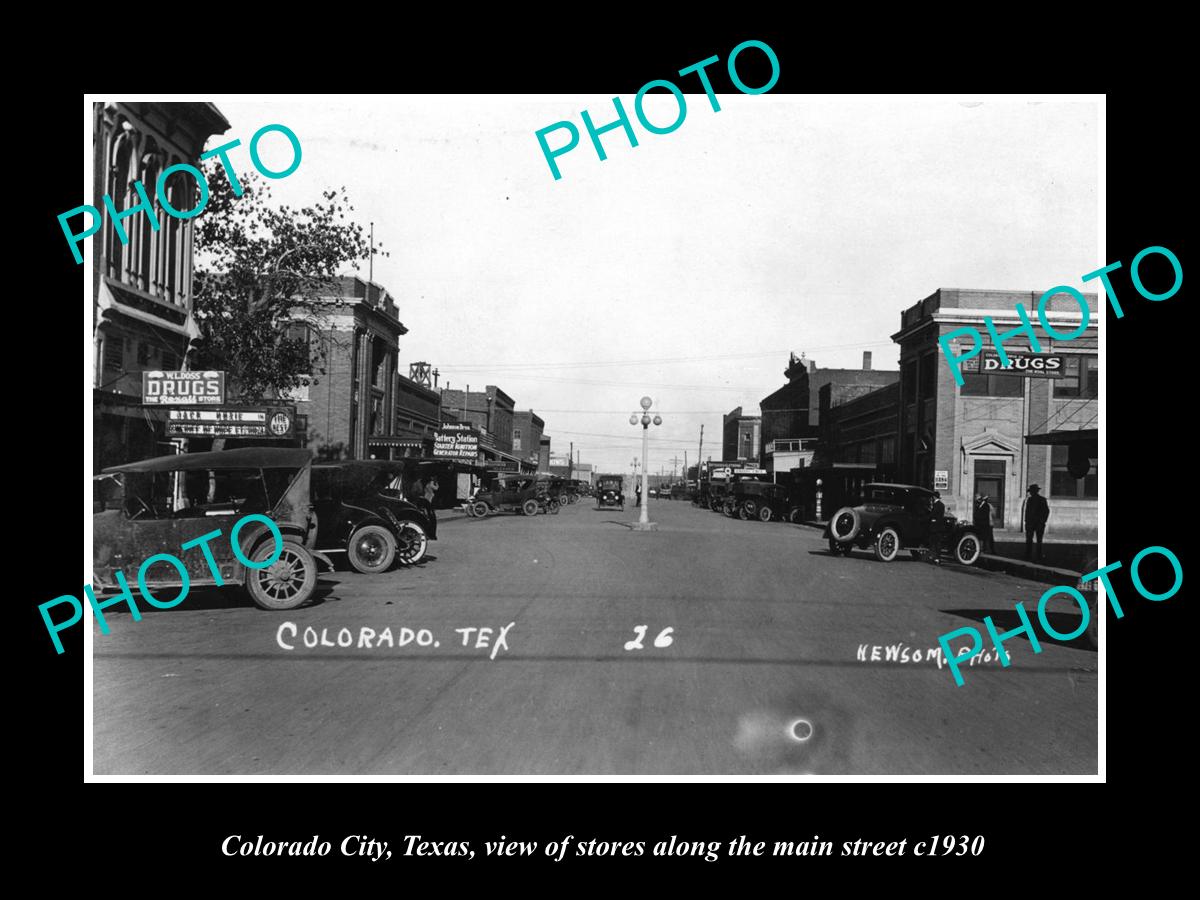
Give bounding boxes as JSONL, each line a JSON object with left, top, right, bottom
{"left": 824, "top": 483, "right": 982, "bottom": 565}
{"left": 595, "top": 474, "right": 624, "bottom": 510}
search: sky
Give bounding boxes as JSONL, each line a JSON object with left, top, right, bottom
{"left": 209, "top": 95, "right": 1099, "bottom": 476}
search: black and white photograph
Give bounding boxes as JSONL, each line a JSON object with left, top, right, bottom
{"left": 80, "top": 90, "right": 1107, "bottom": 778}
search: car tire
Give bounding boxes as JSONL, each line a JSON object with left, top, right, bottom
{"left": 829, "top": 507, "right": 861, "bottom": 542}
{"left": 347, "top": 524, "right": 397, "bottom": 574}
{"left": 743, "top": 500, "right": 758, "bottom": 520}
{"left": 788, "top": 507, "right": 804, "bottom": 524}
{"left": 874, "top": 527, "right": 901, "bottom": 562}
{"left": 955, "top": 533, "right": 982, "bottom": 566}
{"left": 522, "top": 498, "right": 540, "bottom": 517}
{"left": 394, "top": 521, "right": 429, "bottom": 566}
{"left": 245, "top": 539, "right": 317, "bottom": 611}
{"left": 758, "top": 505, "right": 773, "bottom": 523}
{"left": 472, "top": 501, "right": 490, "bottom": 518}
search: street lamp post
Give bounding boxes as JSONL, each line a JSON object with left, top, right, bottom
{"left": 629, "top": 396, "right": 662, "bottom": 531}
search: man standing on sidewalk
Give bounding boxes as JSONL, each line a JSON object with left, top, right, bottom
{"left": 1024, "top": 484, "right": 1049, "bottom": 563}
{"left": 926, "top": 490, "right": 946, "bottom": 565}
{"left": 974, "top": 493, "right": 996, "bottom": 554}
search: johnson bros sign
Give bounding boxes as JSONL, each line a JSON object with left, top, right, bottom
{"left": 962, "top": 352, "right": 1064, "bottom": 378}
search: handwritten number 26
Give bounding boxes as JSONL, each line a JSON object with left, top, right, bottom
{"left": 625, "top": 626, "right": 674, "bottom": 651}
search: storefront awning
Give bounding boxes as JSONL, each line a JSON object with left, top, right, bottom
{"left": 1024, "top": 428, "right": 1098, "bottom": 447}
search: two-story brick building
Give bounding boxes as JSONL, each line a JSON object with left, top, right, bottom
{"left": 890, "top": 288, "right": 1098, "bottom": 538}
{"left": 511, "top": 411, "right": 545, "bottom": 470}
{"left": 289, "top": 275, "right": 442, "bottom": 461}
{"left": 92, "top": 101, "right": 231, "bottom": 471}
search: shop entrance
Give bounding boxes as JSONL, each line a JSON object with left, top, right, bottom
{"left": 973, "top": 459, "right": 1006, "bottom": 528}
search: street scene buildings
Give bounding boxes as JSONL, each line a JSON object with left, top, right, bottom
{"left": 87, "top": 97, "right": 1102, "bottom": 776}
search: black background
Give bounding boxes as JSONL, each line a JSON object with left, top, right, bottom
{"left": 22, "top": 20, "right": 1185, "bottom": 887}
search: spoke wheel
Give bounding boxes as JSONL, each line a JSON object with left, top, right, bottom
{"left": 395, "top": 521, "right": 429, "bottom": 565}
{"left": 246, "top": 541, "right": 317, "bottom": 611}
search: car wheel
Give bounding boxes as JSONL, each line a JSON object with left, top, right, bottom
{"left": 743, "top": 500, "right": 758, "bottom": 519}
{"left": 788, "top": 507, "right": 804, "bottom": 524}
{"left": 874, "top": 527, "right": 901, "bottom": 562}
{"left": 245, "top": 540, "right": 317, "bottom": 611}
{"left": 758, "top": 505, "right": 773, "bottom": 523}
{"left": 829, "top": 507, "right": 861, "bottom": 542}
{"left": 955, "top": 533, "right": 982, "bottom": 566}
{"left": 471, "top": 501, "right": 490, "bottom": 518}
{"left": 347, "top": 524, "right": 397, "bottom": 574}
{"left": 522, "top": 498, "right": 540, "bottom": 516}
{"left": 394, "top": 521, "right": 429, "bottom": 566}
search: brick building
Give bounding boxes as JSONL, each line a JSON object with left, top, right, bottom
{"left": 815, "top": 381, "right": 900, "bottom": 476}
{"left": 891, "top": 288, "right": 1098, "bottom": 537}
{"left": 288, "top": 275, "right": 438, "bottom": 460}
{"left": 722, "top": 407, "right": 761, "bottom": 462}
{"left": 92, "top": 101, "right": 231, "bottom": 471}
{"left": 440, "top": 385, "right": 528, "bottom": 470}
{"left": 512, "top": 411, "right": 545, "bottom": 469}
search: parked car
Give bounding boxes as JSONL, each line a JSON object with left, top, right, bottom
{"left": 724, "top": 481, "right": 794, "bottom": 522}
{"left": 93, "top": 447, "right": 329, "bottom": 611}
{"left": 595, "top": 474, "right": 624, "bottom": 510}
{"left": 311, "top": 461, "right": 436, "bottom": 573}
{"left": 473, "top": 473, "right": 545, "bottom": 517}
{"left": 824, "top": 483, "right": 982, "bottom": 565}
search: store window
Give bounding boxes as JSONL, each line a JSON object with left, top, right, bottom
{"left": 961, "top": 372, "right": 1023, "bottom": 397}
{"left": 1053, "top": 356, "right": 1098, "bottom": 399}
{"left": 1050, "top": 445, "right": 1098, "bottom": 498}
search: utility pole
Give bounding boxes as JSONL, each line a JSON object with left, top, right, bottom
{"left": 569, "top": 441, "right": 573, "bottom": 478}
{"left": 697, "top": 425, "right": 704, "bottom": 487}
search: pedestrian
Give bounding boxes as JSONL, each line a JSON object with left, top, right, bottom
{"left": 1024, "top": 484, "right": 1049, "bottom": 563}
{"left": 973, "top": 493, "right": 996, "bottom": 554}
{"left": 424, "top": 477, "right": 439, "bottom": 504}
{"left": 635, "top": 482, "right": 642, "bottom": 507}
{"left": 926, "top": 490, "right": 946, "bottom": 565}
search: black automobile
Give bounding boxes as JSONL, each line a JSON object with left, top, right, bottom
{"left": 823, "top": 483, "right": 981, "bottom": 565}
{"left": 312, "top": 461, "right": 437, "bottom": 573}
{"left": 724, "top": 481, "right": 796, "bottom": 522}
{"left": 595, "top": 474, "right": 624, "bottom": 510}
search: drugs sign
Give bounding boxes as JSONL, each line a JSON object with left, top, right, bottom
{"left": 142, "top": 371, "right": 225, "bottom": 405}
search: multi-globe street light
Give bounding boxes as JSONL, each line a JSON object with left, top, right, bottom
{"left": 629, "top": 396, "right": 662, "bottom": 530}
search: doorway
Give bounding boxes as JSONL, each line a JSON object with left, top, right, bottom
{"left": 973, "top": 459, "right": 1006, "bottom": 528}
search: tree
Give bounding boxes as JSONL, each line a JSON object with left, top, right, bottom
{"left": 190, "top": 162, "right": 386, "bottom": 402}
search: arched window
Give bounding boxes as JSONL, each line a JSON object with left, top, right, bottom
{"left": 106, "top": 122, "right": 135, "bottom": 280}
{"left": 138, "top": 138, "right": 160, "bottom": 293}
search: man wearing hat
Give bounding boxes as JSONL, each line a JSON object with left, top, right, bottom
{"left": 1024, "top": 484, "right": 1050, "bottom": 562}
{"left": 926, "top": 490, "right": 947, "bottom": 565}
{"left": 973, "top": 493, "right": 995, "bottom": 554}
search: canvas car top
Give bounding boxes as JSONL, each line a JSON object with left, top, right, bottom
{"left": 104, "top": 446, "right": 315, "bottom": 474}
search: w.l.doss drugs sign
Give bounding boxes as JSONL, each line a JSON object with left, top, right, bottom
{"left": 142, "top": 370, "right": 225, "bottom": 405}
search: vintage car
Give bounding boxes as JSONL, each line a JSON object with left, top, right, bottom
{"left": 824, "top": 483, "right": 982, "bottom": 565}
{"left": 595, "top": 474, "right": 624, "bottom": 510}
{"left": 93, "top": 447, "right": 329, "bottom": 611}
{"left": 707, "top": 481, "right": 729, "bottom": 511}
{"left": 723, "top": 481, "right": 794, "bottom": 522}
{"left": 472, "top": 473, "right": 545, "bottom": 517}
{"left": 311, "top": 461, "right": 436, "bottom": 573}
